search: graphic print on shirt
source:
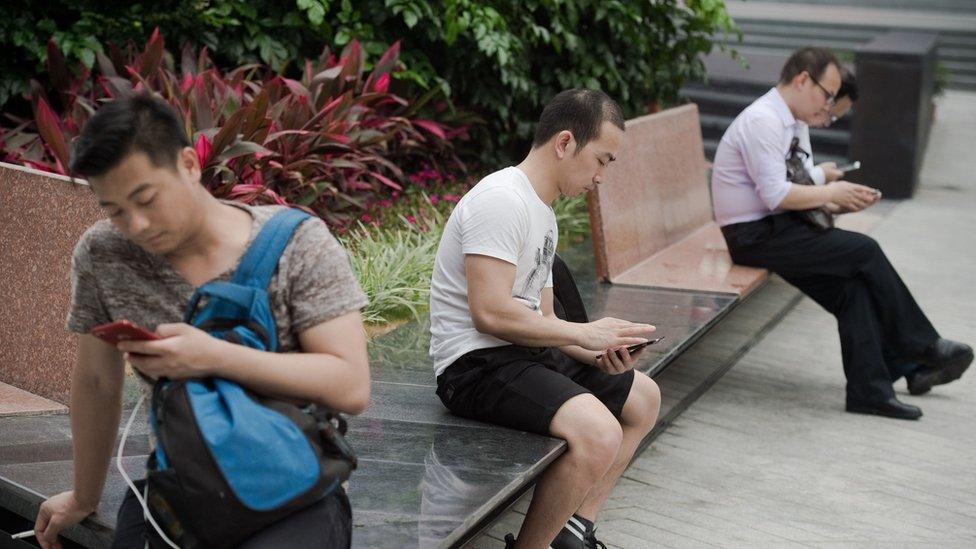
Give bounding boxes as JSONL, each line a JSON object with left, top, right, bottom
{"left": 515, "top": 228, "right": 555, "bottom": 311}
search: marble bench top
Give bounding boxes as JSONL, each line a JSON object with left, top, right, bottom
{"left": 0, "top": 243, "right": 738, "bottom": 548}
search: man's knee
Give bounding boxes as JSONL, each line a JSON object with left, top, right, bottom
{"left": 845, "top": 231, "right": 884, "bottom": 263}
{"left": 621, "top": 372, "right": 661, "bottom": 433}
{"left": 550, "top": 394, "right": 623, "bottom": 479}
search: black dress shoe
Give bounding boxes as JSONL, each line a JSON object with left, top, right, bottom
{"left": 846, "top": 397, "right": 923, "bottom": 420}
{"left": 909, "top": 339, "right": 974, "bottom": 395}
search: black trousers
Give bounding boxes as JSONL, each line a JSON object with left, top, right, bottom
{"left": 722, "top": 212, "right": 939, "bottom": 404}
{"left": 112, "top": 480, "right": 352, "bottom": 548}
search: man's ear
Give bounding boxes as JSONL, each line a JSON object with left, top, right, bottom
{"left": 554, "top": 130, "right": 575, "bottom": 160}
{"left": 178, "top": 146, "right": 202, "bottom": 183}
{"left": 795, "top": 71, "right": 811, "bottom": 90}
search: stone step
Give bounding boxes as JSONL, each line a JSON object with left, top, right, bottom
{"left": 730, "top": 30, "right": 976, "bottom": 61}
{"left": 939, "top": 46, "right": 976, "bottom": 63}
{"left": 732, "top": 18, "right": 976, "bottom": 42}
{"left": 729, "top": 25, "right": 976, "bottom": 53}
{"left": 702, "top": 136, "right": 850, "bottom": 167}
{"left": 680, "top": 87, "right": 758, "bottom": 119}
{"left": 941, "top": 59, "right": 976, "bottom": 77}
{"left": 733, "top": 33, "right": 868, "bottom": 52}
{"left": 724, "top": 42, "right": 976, "bottom": 90}
{"left": 733, "top": 21, "right": 884, "bottom": 42}
{"left": 719, "top": 0, "right": 976, "bottom": 93}
{"left": 699, "top": 113, "right": 851, "bottom": 158}
{"left": 724, "top": 1, "right": 976, "bottom": 33}
{"left": 947, "top": 73, "right": 976, "bottom": 90}
{"left": 680, "top": 87, "right": 853, "bottom": 133}
{"left": 738, "top": 0, "right": 976, "bottom": 13}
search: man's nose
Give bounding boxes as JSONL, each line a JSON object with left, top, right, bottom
{"left": 128, "top": 212, "right": 151, "bottom": 234}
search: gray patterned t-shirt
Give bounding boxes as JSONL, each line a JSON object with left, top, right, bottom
{"left": 66, "top": 201, "right": 368, "bottom": 354}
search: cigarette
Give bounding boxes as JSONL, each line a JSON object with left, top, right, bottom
{"left": 11, "top": 529, "right": 35, "bottom": 539}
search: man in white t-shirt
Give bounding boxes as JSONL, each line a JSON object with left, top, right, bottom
{"left": 429, "top": 89, "right": 661, "bottom": 549}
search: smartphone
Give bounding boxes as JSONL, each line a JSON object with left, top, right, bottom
{"left": 837, "top": 160, "right": 861, "bottom": 173}
{"left": 597, "top": 336, "right": 666, "bottom": 360}
{"left": 91, "top": 320, "right": 160, "bottom": 346}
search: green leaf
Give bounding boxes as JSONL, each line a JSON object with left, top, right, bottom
{"left": 403, "top": 10, "right": 418, "bottom": 28}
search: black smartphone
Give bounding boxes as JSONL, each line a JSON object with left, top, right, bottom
{"left": 597, "top": 336, "right": 666, "bottom": 360}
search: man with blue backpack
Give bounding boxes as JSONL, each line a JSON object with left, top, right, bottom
{"left": 33, "top": 93, "right": 370, "bottom": 548}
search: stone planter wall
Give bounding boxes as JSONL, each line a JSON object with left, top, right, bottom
{"left": 0, "top": 162, "right": 103, "bottom": 404}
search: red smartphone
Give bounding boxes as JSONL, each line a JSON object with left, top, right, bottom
{"left": 91, "top": 320, "right": 160, "bottom": 346}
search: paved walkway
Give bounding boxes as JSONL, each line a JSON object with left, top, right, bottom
{"left": 469, "top": 90, "right": 976, "bottom": 548}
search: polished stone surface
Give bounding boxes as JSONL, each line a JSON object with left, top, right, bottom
{"left": 347, "top": 419, "right": 563, "bottom": 549}
{"left": 0, "top": 381, "right": 67, "bottom": 417}
{"left": 611, "top": 224, "right": 768, "bottom": 296}
{"left": 0, "top": 163, "right": 104, "bottom": 403}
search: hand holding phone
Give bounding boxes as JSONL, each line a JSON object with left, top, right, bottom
{"left": 596, "top": 336, "right": 666, "bottom": 361}
{"left": 91, "top": 320, "right": 160, "bottom": 346}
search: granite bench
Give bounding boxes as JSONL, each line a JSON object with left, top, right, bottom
{"left": 0, "top": 145, "right": 775, "bottom": 548}
{"left": 0, "top": 249, "right": 740, "bottom": 548}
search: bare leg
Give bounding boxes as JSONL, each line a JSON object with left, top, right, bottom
{"left": 514, "top": 394, "right": 622, "bottom": 549}
{"left": 577, "top": 372, "right": 661, "bottom": 521}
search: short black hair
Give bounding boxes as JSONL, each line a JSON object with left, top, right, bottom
{"left": 70, "top": 92, "right": 191, "bottom": 179}
{"left": 779, "top": 47, "right": 841, "bottom": 86}
{"left": 531, "top": 89, "right": 625, "bottom": 152}
{"left": 837, "top": 68, "right": 858, "bottom": 102}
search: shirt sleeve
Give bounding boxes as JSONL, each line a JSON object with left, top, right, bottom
{"left": 739, "top": 115, "right": 793, "bottom": 211}
{"left": 285, "top": 217, "right": 368, "bottom": 334}
{"left": 65, "top": 232, "right": 112, "bottom": 333}
{"left": 459, "top": 188, "right": 528, "bottom": 266}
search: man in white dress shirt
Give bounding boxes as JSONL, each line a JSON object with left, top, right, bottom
{"left": 712, "top": 47, "right": 972, "bottom": 420}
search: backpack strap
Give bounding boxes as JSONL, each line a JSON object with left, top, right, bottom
{"left": 233, "top": 208, "right": 312, "bottom": 289}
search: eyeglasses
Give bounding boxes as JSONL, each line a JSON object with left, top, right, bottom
{"left": 808, "top": 73, "right": 837, "bottom": 106}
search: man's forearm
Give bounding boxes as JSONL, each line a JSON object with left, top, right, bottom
{"left": 777, "top": 183, "right": 832, "bottom": 211}
{"left": 558, "top": 344, "right": 600, "bottom": 365}
{"left": 210, "top": 342, "right": 369, "bottom": 413}
{"left": 475, "top": 300, "right": 582, "bottom": 348}
{"left": 70, "top": 368, "right": 124, "bottom": 510}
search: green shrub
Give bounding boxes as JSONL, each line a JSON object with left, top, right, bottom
{"left": 340, "top": 194, "right": 448, "bottom": 324}
{"left": 3, "top": 1, "right": 738, "bottom": 161}
{"left": 552, "top": 194, "right": 591, "bottom": 247}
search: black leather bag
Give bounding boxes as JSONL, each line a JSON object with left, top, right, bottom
{"left": 786, "top": 137, "right": 834, "bottom": 231}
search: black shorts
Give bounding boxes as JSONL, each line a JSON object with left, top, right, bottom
{"left": 436, "top": 345, "right": 635, "bottom": 435}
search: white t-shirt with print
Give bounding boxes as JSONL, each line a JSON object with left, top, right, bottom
{"left": 429, "top": 166, "right": 558, "bottom": 377}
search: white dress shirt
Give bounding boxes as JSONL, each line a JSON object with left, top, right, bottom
{"left": 711, "top": 87, "right": 825, "bottom": 227}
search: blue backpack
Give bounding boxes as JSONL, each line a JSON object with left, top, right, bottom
{"left": 144, "top": 208, "right": 357, "bottom": 548}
